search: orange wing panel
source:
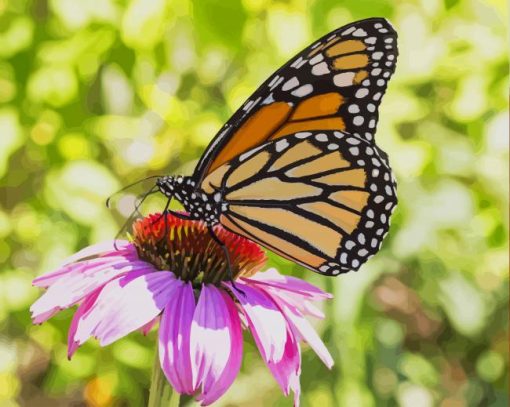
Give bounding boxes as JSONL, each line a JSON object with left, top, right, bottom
{"left": 207, "top": 102, "right": 292, "bottom": 174}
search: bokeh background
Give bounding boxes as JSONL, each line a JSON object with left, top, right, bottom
{"left": 1, "top": 0, "right": 508, "bottom": 406}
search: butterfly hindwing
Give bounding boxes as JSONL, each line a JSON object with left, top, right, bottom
{"left": 193, "top": 18, "right": 398, "bottom": 184}
{"left": 202, "top": 130, "right": 397, "bottom": 276}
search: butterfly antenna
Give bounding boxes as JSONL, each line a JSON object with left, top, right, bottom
{"left": 113, "top": 185, "right": 159, "bottom": 250}
{"left": 106, "top": 175, "right": 163, "bottom": 209}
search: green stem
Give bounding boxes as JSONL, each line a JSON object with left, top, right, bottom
{"left": 148, "top": 350, "right": 180, "bottom": 407}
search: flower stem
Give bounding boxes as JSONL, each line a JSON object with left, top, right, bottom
{"left": 148, "top": 350, "right": 180, "bottom": 407}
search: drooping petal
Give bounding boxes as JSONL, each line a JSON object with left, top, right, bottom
{"left": 265, "top": 327, "right": 302, "bottom": 406}
{"left": 159, "top": 281, "right": 196, "bottom": 395}
{"left": 226, "top": 282, "right": 287, "bottom": 362}
{"left": 192, "top": 286, "right": 243, "bottom": 406}
{"left": 266, "top": 288, "right": 333, "bottom": 369}
{"left": 30, "top": 258, "right": 155, "bottom": 323}
{"left": 242, "top": 268, "right": 333, "bottom": 301}
{"left": 70, "top": 271, "right": 177, "bottom": 348}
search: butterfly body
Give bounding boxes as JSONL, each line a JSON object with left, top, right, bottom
{"left": 154, "top": 18, "right": 399, "bottom": 276}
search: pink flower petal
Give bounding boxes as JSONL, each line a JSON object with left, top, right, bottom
{"left": 68, "top": 287, "right": 103, "bottom": 358}
{"left": 70, "top": 271, "right": 177, "bottom": 348}
{"left": 159, "top": 281, "right": 195, "bottom": 395}
{"left": 60, "top": 240, "right": 133, "bottom": 266}
{"left": 191, "top": 285, "right": 243, "bottom": 406}
{"left": 266, "top": 288, "right": 333, "bottom": 369}
{"left": 33, "top": 244, "right": 137, "bottom": 288}
{"left": 266, "top": 327, "right": 301, "bottom": 404}
{"left": 226, "top": 282, "right": 287, "bottom": 363}
{"left": 242, "top": 268, "right": 332, "bottom": 301}
{"left": 30, "top": 257, "right": 155, "bottom": 324}
{"left": 273, "top": 290, "right": 326, "bottom": 319}
{"left": 140, "top": 316, "right": 159, "bottom": 336}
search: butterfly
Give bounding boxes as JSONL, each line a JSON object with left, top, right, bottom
{"left": 153, "top": 17, "right": 398, "bottom": 277}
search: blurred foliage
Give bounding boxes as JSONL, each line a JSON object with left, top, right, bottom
{"left": 0, "top": 0, "right": 508, "bottom": 406}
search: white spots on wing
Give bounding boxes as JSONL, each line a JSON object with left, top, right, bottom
{"left": 385, "top": 37, "right": 394, "bottom": 43}
{"left": 346, "top": 137, "right": 360, "bottom": 145}
{"left": 268, "top": 75, "right": 280, "bottom": 87}
{"left": 243, "top": 96, "right": 261, "bottom": 113}
{"left": 269, "top": 76, "right": 284, "bottom": 90}
{"left": 349, "top": 146, "right": 359, "bottom": 156}
{"left": 374, "top": 23, "right": 383, "bottom": 29}
{"left": 315, "top": 133, "right": 328, "bottom": 142}
{"left": 239, "top": 143, "right": 266, "bottom": 161}
{"left": 358, "top": 248, "right": 368, "bottom": 257}
{"left": 275, "top": 139, "right": 289, "bottom": 152}
{"left": 367, "top": 103, "right": 376, "bottom": 112}
{"left": 340, "top": 252, "right": 348, "bottom": 264}
{"left": 345, "top": 240, "right": 355, "bottom": 250}
{"left": 348, "top": 104, "right": 360, "bottom": 114}
{"left": 309, "top": 53, "right": 324, "bottom": 65}
{"left": 341, "top": 26, "right": 356, "bottom": 36}
{"left": 364, "top": 36, "right": 376, "bottom": 45}
{"left": 355, "top": 88, "right": 369, "bottom": 98}
{"left": 295, "top": 131, "right": 312, "bottom": 139}
{"left": 373, "top": 92, "right": 382, "bottom": 101}
{"left": 312, "top": 62, "right": 330, "bottom": 76}
{"left": 282, "top": 76, "right": 299, "bottom": 91}
{"left": 334, "top": 131, "right": 345, "bottom": 139}
{"left": 357, "top": 159, "right": 365, "bottom": 166}
{"left": 291, "top": 84, "right": 313, "bottom": 97}
{"left": 388, "top": 54, "right": 395, "bottom": 61}
{"left": 372, "top": 52, "right": 383, "bottom": 60}
{"left": 327, "top": 143, "right": 338, "bottom": 150}
{"left": 369, "top": 119, "right": 376, "bottom": 129}
{"left": 351, "top": 259, "right": 360, "bottom": 268}
{"left": 291, "top": 56, "right": 304, "bottom": 68}
{"left": 319, "top": 264, "right": 329, "bottom": 273}
{"left": 377, "top": 79, "right": 386, "bottom": 86}
{"left": 262, "top": 93, "right": 275, "bottom": 105}
{"left": 371, "top": 68, "right": 382, "bottom": 76}
{"left": 333, "top": 72, "right": 355, "bottom": 87}
{"left": 352, "top": 28, "right": 367, "bottom": 37}
{"left": 379, "top": 28, "right": 389, "bottom": 34}
{"left": 353, "top": 116, "right": 364, "bottom": 126}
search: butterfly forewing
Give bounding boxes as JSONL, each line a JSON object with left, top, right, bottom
{"left": 193, "top": 17, "right": 398, "bottom": 184}
{"left": 203, "top": 131, "right": 397, "bottom": 276}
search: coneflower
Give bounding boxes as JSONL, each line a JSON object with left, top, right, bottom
{"left": 31, "top": 213, "right": 333, "bottom": 406}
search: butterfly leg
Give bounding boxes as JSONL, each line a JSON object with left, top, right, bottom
{"left": 207, "top": 226, "right": 245, "bottom": 296}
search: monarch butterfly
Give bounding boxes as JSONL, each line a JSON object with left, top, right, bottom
{"left": 148, "top": 17, "right": 398, "bottom": 277}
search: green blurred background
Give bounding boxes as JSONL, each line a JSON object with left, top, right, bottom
{"left": 1, "top": 0, "right": 508, "bottom": 405}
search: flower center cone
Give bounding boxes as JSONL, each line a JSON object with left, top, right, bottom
{"left": 132, "top": 213, "right": 266, "bottom": 286}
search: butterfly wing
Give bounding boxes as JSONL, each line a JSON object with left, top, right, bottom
{"left": 193, "top": 17, "right": 398, "bottom": 184}
{"left": 202, "top": 130, "right": 397, "bottom": 276}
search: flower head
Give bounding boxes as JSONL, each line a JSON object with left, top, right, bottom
{"left": 31, "top": 213, "right": 333, "bottom": 406}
